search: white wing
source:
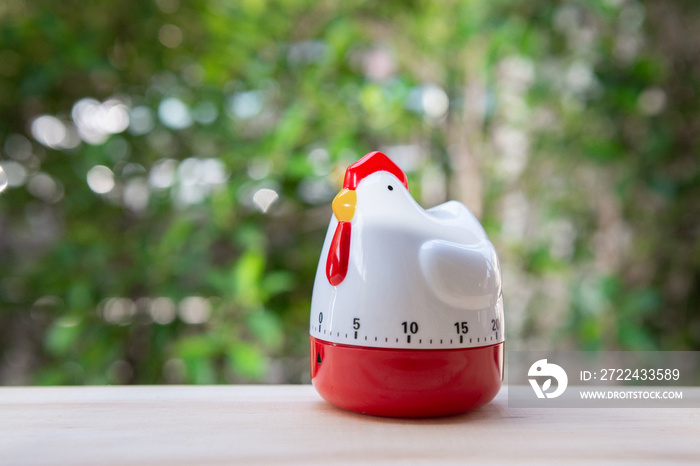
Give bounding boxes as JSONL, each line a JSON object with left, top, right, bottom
{"left": 419, "top": 238, "right": 501, "bottom": 310}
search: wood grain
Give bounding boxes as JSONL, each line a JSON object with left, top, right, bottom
{"left": 0, "top": 385, "right": 698, "bottom": 465}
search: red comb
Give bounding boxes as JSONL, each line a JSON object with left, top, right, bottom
{"left": 343, "top": 151, "right": 408, "bottom": 190}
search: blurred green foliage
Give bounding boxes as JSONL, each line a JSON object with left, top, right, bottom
{"left": 0, "top": 0, "right": 699, "bottom": 385}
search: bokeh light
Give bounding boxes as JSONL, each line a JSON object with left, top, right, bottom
{"left": 27, "top": 173, "right": 63, "bottom": 203}
{"left": 4, "top": 133, "right": 33, "bottom": 161}
{"left": 72, "top": 98, "right": 130, "bottom": 145}
{"left": 252, "top": 188, "right": 279, "bottom": 213}
{"left": 178, "top": 296, "right": 211, "bottom": 324}
{"left": 128, "top": 106, "right": 156, "bottom": 136}
{"left": 0, "top": 160, "right": 26, "bottom": 187}
{"left": 30, "top": 116, "right": 71, "bottom": 149}
{"left": 86, "top": 165, "right": 116, "bottom": 194}
{"left": 158, "top": 24, "right": 183, "bottom": 49}
{"left": 421, "top": 85, "right": 450, "bottom": 119}
{"left": 150, "top": 297, "right": 176, "bottom": 325}
{"left": 148, "top": 158, "right": 178, "bottom": 189}
{"left": 0, "top": 165, "right": 7, "bottom": 193}
{"left": 228, "top": 91, "right": 264, "bottom": 120}
{"left": 158, "top": 97, "right": 192, "bottom": 130}
{"left": 123, "top": 178, "right": 149, "bottom": 213}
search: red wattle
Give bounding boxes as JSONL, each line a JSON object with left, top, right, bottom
{"left": 326, "top": 221, "right": 351, "bottom": 286}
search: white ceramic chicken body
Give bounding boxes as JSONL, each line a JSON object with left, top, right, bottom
{"left": 309, "top": 151, "right": 504, "bottom": 417}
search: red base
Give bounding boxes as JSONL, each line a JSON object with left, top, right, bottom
{"left": 310, "top": 337, "right": 503, "bottom": 418}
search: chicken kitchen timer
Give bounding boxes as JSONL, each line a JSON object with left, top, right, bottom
{"left": 309, "top": 151, "right": 504, "bottom": 417}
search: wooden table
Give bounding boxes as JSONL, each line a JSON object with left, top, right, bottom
{"left": 1, "top": 385, "right": 698, "bottom": 465}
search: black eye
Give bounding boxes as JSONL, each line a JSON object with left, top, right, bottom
{"left": 387, "top": 185, "right": 393, "bottom": 191}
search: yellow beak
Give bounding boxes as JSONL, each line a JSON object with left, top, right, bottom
{"left": 332, "top": 189, "right": 356, "bottom": 222}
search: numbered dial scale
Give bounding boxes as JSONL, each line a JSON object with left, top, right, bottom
{"left": 309, "top": 152, "right": 504, "bottom": 417}
{"left": 311, "top": 299, "right": 503, "bottom": 350}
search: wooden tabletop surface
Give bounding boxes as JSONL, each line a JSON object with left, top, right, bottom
{"left": 1, "top": 385, "right": 698, "bottom": 465}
